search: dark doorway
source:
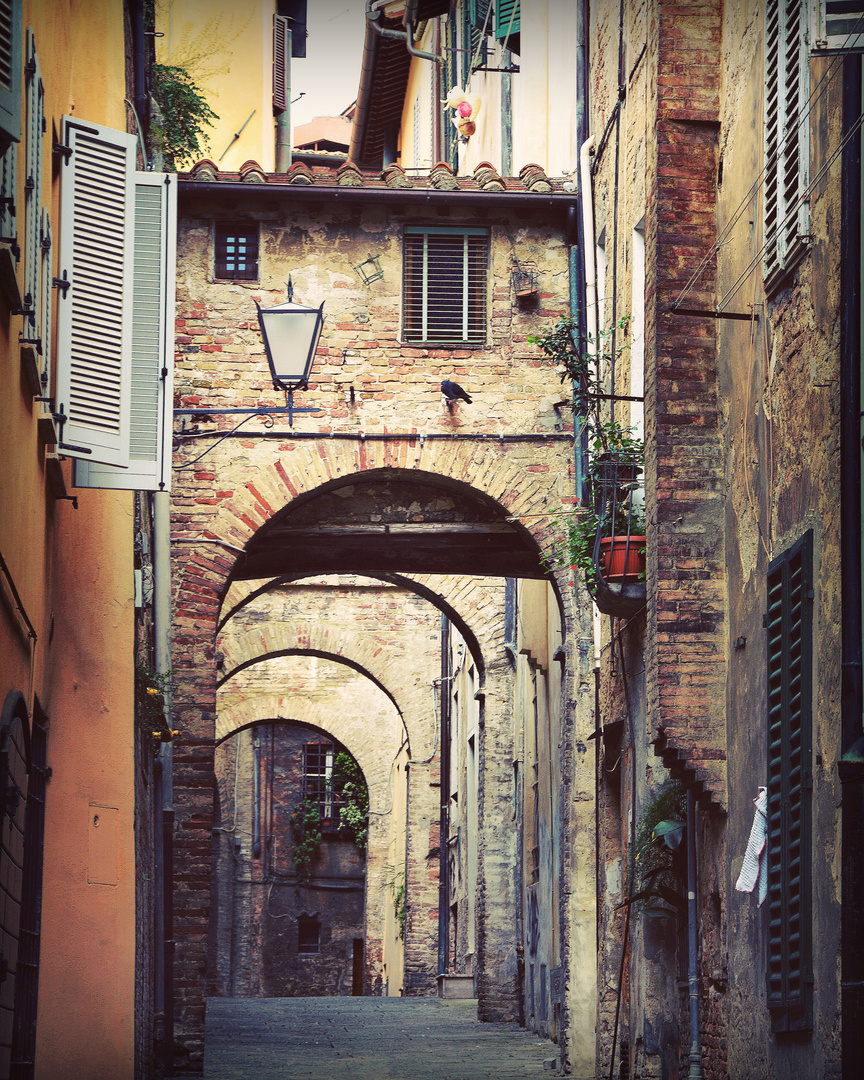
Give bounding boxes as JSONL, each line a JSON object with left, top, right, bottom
{"left": 352, "top": 939, "right": 364, "bottom": 996}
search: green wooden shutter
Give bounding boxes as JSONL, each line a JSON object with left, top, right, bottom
{"left": 38, "top": 209, "right": 51, "bottom": 390}
{"left": 766, "top": 529, "right": 813, "bottom": 1033}
{"left": 74, "top": 173, "right": 176, "bottom": 492}
{"left": 763, "top": 0, "right": 810, "bottom": 290}
{"left": 495, "top": 0, "right": 520, "bottom": 41}
{"left": 464, "top": 0, "right": 490, "bottom": 80}
{"left": 55, "top": 116, "right": 136, "bottom": 468}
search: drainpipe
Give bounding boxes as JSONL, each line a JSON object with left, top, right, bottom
{"left": 153, "top": 490, "right": 174, "bottom": 1075}
{"left": 839, "top": 52, "right": 864, "bottom": 1080}
{"left": 437, "top": 616, "right": 451, "bottom": 983}
{"left": 366, "top": 0, "right": 441, "bottom": 63}
{"left": 580, "top": 136, "right": 598, "bottom": 375}
{"left": 686, "top": 788, "right": 703, "bottom": 1080}
{"left": 252, "top": 735, "right": 262, "bottom": 859}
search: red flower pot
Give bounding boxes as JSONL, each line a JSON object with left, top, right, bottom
{"left": 599, "top": 535, "right": 646, "bottom": 582}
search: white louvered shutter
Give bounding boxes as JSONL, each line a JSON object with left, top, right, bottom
{"left": 763, "top": 0, "right": 810, "bottom": 290}
{"left": 23, "top": 30, "right": 43, "bottom": 351}
{"left": 0, "top": 138, "right": 15, "bottom": 243}
{"left": 74, "top": 172, "right": 176, "bottom": 491}
{"left": 55, "top": 117, "right": 135, "bottom": 467}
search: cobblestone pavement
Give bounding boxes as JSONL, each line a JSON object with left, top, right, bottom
{"left": 203, "top": 997, "right": 559, "bottom": 1080}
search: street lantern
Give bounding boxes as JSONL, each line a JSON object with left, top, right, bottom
{"left": 256, "top": 280, "right": 325, "bottom": 391}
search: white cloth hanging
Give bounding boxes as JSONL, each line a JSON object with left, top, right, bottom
{"left": 735, "top": 786, "right": 768, "bottom": 906}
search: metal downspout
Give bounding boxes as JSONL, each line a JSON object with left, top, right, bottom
{"left": 840, "top": 52, "right": 864, "bottom": 1080}
{"left": 153, "top": 490, "right": 174, "bottom": 1075}
{"left": 437, "top": 616, "right": 451, "bottom": 984}
{"left": 686, "top": 789, "right": 703, "bottom": 1079}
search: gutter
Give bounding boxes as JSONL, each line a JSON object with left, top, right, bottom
{"left": 177, "top": 179, "right": 579, "bottom": 216}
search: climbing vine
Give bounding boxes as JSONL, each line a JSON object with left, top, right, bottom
{"left": 151, "top": 63, "right": 218, "bottom": 169}
{"left": 289, "top": 799, "right": 323, "bottom": 884}
{"left": 332, "top": 752, "right": 369, "bottom": 854}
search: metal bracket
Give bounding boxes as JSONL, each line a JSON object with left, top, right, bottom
{"left": 53, "top": 271, "right": 70, "bottom": 295}
{"left": 664, "top": 305, "right": 759, "bottom": 322}
{"left": 52, "top": 142, "right": 73, "bottom": 161}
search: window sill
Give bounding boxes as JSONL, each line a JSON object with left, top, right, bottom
{"left": 399, "top": 340, "right": 487, "bottom": 350}
{"left": 0, "top": 243, "right": 21, "bottom": 309}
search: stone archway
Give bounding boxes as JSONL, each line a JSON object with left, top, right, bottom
{"left": 169, "top": 456, "right": 579, "bottom": 1067}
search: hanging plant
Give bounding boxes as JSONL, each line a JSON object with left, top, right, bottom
{"left": 621, "top": 779, "right": 686, "bottom": 920}
{"left": 332, "top": 751, "right": 369, "bottom": 854}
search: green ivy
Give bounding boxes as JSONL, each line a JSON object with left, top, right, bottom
{"left": 151, "top": 63, "right": 218, "bottom": 169}
{"left": 622, "top": 779, "right": 687, "bottom": 920}
{"left": 290, "top": 798, "right": 323, "bottom": 884}
{"left": 332, "top": 752, "right": 369, "bottom": 854}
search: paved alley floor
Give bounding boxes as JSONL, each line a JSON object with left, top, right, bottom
{"left": 203, "top": 997, "right": 558, "bottom": 1080}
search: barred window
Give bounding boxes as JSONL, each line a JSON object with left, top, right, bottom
{"left": 214, "top": 222, "right": 258, "bottom": 281}
{"left": 303, "top": 741, "right": 334, "bottom": 824}
{"left": 766, "top": 530, "right": 813, "bottom": 1033}
{"left": 402, "top": 227, "right": 488, "bottom": 346}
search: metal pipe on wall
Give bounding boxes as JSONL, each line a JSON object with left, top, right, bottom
{"left": 437, "top": 615, "right": 451, "bottom": 982}
{"left": 686, "top": 788, "right": 703, "bottom": 1080}
{"left": 839, "top": 52, "right": 864, "bottom": 1080}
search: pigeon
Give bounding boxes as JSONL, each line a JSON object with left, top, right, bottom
{"left": 441, "top": 379, "right": 472, "bottom": 404}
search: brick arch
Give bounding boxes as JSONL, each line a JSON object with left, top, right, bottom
{"left": 217, "top": 630, "right": 433, "bottom": 757}
{"left": 217, "top": 572, "right": 487, "bottom": 676}
{"left": 215, "top": 699, "right": 402, "bottom": 816}
{"left": 173, "top": 449, "right": 571, "bottom": 625}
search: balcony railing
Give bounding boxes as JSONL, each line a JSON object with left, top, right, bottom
{"left": 590, "top": 451, "right": 647, "bottom": 618}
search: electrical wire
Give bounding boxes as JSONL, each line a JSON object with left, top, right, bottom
{"left": 673, "top": 16, "right": 864, "bottom": 310}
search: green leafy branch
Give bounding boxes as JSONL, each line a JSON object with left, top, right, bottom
{"left": 621, "top": 779, "right": 686, "bottom": 920}
{"left": 332, "top": 752, "right": 369, "bottom": 854}
{"left": 290, "top": 798, "right": 323, "bottom": 884}
{"left": 151, "top": 63, "right": 218, "bottom": 169}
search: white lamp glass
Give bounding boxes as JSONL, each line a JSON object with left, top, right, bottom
{"left": 257, "top": 300, "right": 325, "bottom": 388}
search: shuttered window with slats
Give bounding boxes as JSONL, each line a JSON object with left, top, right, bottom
{"left": 0, "top": 0, "right": 21, "bottom": 146}
{"left": 823, "top": 2, "right": 864, "bottom": 49}
{"left": 273, "top": 14, "right": 289, "bottom": 112}
{"left": 55, "top": 117, "right": 136, "bottom": 468}
{"left": 464, "top": 0, "right": 490, "bottom": 80}
{"left": 402, "top": 226, "right": 489, "bottom": 346}
{"left": 766, "top": 530, "right": 813, "bottom": 1034}
{"left": 74, "top": 173, "right": 176, "bottom": 492}
{"left": 38, "top": 211, "right": 50, "bottom": 390}
{"left": 763, "top": 0, "right": 811, "bottom": 291}
{"left": 495, "top": 0, "right": 520, "bottom": 53}
{"left": 23, "top": 31, "right": 42, "bottom": 350}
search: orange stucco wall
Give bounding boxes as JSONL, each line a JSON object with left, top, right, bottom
{"left": 0, "top": 3, "right": 138, "bottom": 1077}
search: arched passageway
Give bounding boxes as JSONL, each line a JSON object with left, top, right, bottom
{"left": 170, "top": 462, "right": 591, "bottom": 1072}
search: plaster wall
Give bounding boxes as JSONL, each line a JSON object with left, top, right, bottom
{"left": 0, "top": 4, "right": 141, "bottom": 1078}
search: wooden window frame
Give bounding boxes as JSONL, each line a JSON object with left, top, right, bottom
{"left": 766, "top": 529, "right": 814, "bottom": 1034}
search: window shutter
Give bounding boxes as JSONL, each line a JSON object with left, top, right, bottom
{"left": 39, "top": 208, "right": 50, "bottom": 389}
{"left": 766, "top": 530, "right": 813, "bottom": 1033}
{"left": 22, "top": 29, "right": 42, "bottom": 348}
{"left": 0, "top": 138, "right": 15, "bottom": 243}
{"left": 822, "top": 2, "right": 864, "bottom": 50}
{"left": 764, "top": 0, "right": 810, "bottom": 290}
{"left": 74, "top": 173, "right": 176, "bottom": 492}
{"left": 273, "top": 15, "right": 289, "bottom": 111}
{"left": 55, "top": 117, "right": 135, "bottom": 468}
{"left": 402, "top": 227, "right": 489, "bottom": 346}
{"left": 464, "top": 0, "right": 490, "bottom": 80}
{"left": 0, "top": 0, "right": 21, "bottom": 147}
{"left": 495, "top": 0, "right": 520, "bottom": 40}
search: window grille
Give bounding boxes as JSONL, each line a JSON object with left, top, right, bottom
{"left": 214, "top": 223, "right": 258, "bottom": 281}
{"left": 303, "top": 742, "right": 334, "bottom": 824}
{"left": 766, "top": 530, "right": 813, "bottom": 1033}
{"left": 402, "top": 226, "right": 488, "bottom": 346}
{"left": 763, "top": 0, "right": 811, "bottom": 290}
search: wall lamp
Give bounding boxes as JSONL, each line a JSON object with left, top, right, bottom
{"left": 173, "top": 278, "right": 325, "bottom": 428}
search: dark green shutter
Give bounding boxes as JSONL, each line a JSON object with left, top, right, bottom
{"left": 495, "top": 0, "right": 520, "bottom": 41}
{"left": 464, "top": 0, "right": 490, "bottom": 81}
{"left": 766, "top": 530, "right": 813, "bottom": 1033}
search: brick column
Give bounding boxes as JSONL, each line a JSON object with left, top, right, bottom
{"left": 645, "top": 0, "right": 727, "bottom": 809}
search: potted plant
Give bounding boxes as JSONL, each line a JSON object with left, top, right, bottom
{"left": 532, "top": 318, "right": 646, "bottom": 588}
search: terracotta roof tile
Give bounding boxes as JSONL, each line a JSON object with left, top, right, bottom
{"left": 178, "top": 159, "right": 573, "bottom": 196}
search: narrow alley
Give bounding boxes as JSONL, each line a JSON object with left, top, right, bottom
{"left": 203, "top": 998, "right": 557, "bottom": 1079}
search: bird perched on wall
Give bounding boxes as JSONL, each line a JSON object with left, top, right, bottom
{"left": 441, "top": 380, "right": 472, "bottom": 404}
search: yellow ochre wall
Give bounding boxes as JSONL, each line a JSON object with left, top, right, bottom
{"left": 0, "top": 2, "right": 136, "bottom": 1077}
{"left": 157, "top": 0, "right": 278, "bottom": 171}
